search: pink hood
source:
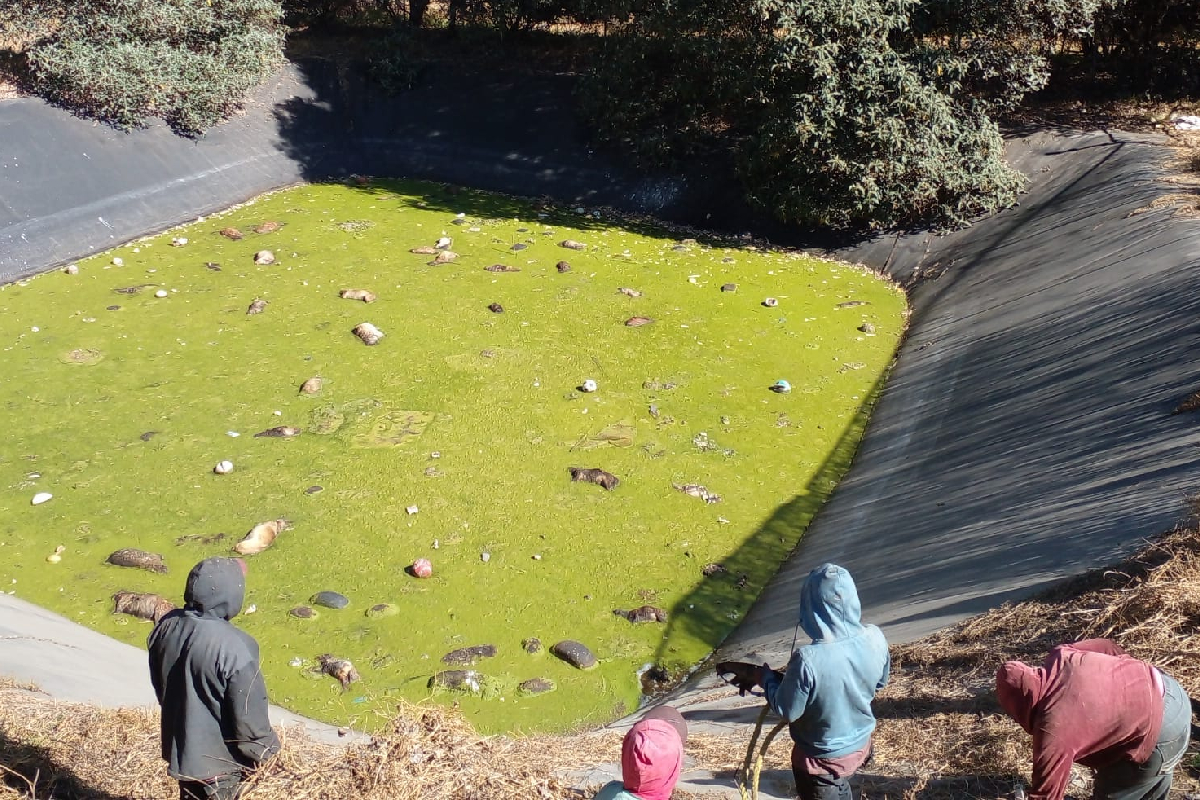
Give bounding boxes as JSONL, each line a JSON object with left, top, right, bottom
{"left": 621, "top": 718, "right": 683, "bottom": 800}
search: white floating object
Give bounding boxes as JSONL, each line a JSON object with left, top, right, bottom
{"left": 154, "top": 289, "right": 168, "bottom": 298}
{"left": 580, "top": 379, "right": 598, "bottom": 393}
{"left": 456, "top": 213, "right": 466, "bottom": 219}
{"left": 289, "top": 657, "right": 304, "bottom": 667}
{"left": 170, "top": 237, "right": 188, "bottom": 247}
{"left": 63, "top": 264, "right": 79, "bottom": 275}
{"left": 273, "top": 410, "right": 282, "bottom": 416}
{"left": 213, "top": 460, "right": 234, "bottom": 475}
{"left": 111, "top": 257, "right": 124, "bottom": 266}
{"left": 406, "top": 505, "right": 419, "bottom": 515}
{"left": 226, "top": 431, "right": 240, "bottom": 438}
{"left": 763, "top": 297, "right": 779, "bottom": 307}
{"left": 532, "top": 554, "right": 542, "bottom": 561}
{"left": 244, "top": 603, "right": 257, "bottom": 614}
{"left": 31, "top": 492, "right": 52, "bottom": 505}
{"left": 46, "top": 545, "right": 66, "bottom": 564}
{"left": 435, "top": 237, "right": 452, "bottom": 250}
{"left": 481, "top": 551, "right": 491, "bottom": 563}
{"left": 1174, "top": 115, "right": 1200, "bottom": 131}
{"left": 30, "top": 326, "right": 39, "bottom": 333}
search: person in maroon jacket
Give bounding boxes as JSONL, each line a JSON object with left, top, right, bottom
{"left": 995, "top": 639, "right": 1192, "bottom": 800}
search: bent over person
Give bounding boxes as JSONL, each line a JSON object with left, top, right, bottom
{"left": 719, "top": 563, "right": 890, "bottom": 800}
{"left": 149, "top": 557, "right": 280, "bottom": 800}
{"left": 996, "top": 639, "right": 1191, "bottom": 800}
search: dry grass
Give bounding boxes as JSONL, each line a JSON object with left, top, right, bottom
{"left": 6, "top": 526, "right": 1200, "bottom": 799}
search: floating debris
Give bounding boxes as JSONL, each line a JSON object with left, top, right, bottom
{"left": 213, "top": 460, "right": 234, "bottom": 475}
{"left": 255, "top": 425, "right": 301, "bottom": 438}
{"left": 111, "top": 257, "right": 124, "bottom": 267}
{"left": 353, "top": 322, "right": 384, "bottom": 346}
{"left": 299, "top": 376, "right": 323, "bottom": 395}
{"left": 340, "top": 288, "right": 376, "bottom": 303}
{"left": 442, "top": 644, "right": 498, "bottom": 666}
{"left": 205, "top": 262, "right": 221, "bottom": 271}
{"left": 365, "top": 603, "right": 399, "bottom": 618}
{"left": 702, "top": 562, "right": 727, "bottom": 577}
{"left": 113, "top": 590, "right": 175, "bottom": 623}
{"left": 519, "top": 678, "right": 556, "bottom": 696}
{"left": 305, "top": 485, "right": 324, "bottom": 495}
{"left": 317, "top": 654, "right": 360, "bottom": 689}
{"left": 105, "top": 548, "right": 168, "bottom": 573}
{"left": 254, "top": 221, "right": 283, "bottom": 234}
{"left": 625, "top": 316, "right": 654, "bottom": 327}
{"left": 244, "top": 604, "right": 257, "bottom": 614}
{"left": 410, "top": 558, "right": 433, "bottom": 578}
{"left": 219, "top": 227, "right": 243, "bottom": 240}
{"left": 559, "top": 240, "right": 586, "bottom": 251}
{"left": 487, "top": 302, "right": 504, "bottom": 314}
{"left": 480, "top": 551, "right": 491, "bottom": 563}
{"left": 430, "top": 669, "right": 482, "bottom": 693}
{"left": 154, "top": 290, "right": 169, "bottom": 298}
{"left": 174, "top": 532, "right": 227, "bottom": 546}
{"left": 551, "top": 640, "right": 597, "bottom": 670}
{"left": 429, "top": 250, "right": 458, "bottom": 265}
{"left": 770, "top": 380, "right": 792, "bottom": 394}
{"left": 234, "top": 519, "right": 289, "bottom": 555}
{"left": 613, "top": 605, "right": 668, "bottom": 624}
{"left": 289, "top": 606, "right": 319, "bottom": 619}
{"left": 762, "top": 297, "right": 779, "bottom": 308}
{"left": 617, "top": 287, "right": 642, "bottom": 298}
{"left": 253, "top": 250, "right": 275, "bottom": 265}
{"left": 484, "top": 264, "right": 520, "bottom": 273}
{"left": 435, "top": 236, "right": 453, "bottom": 250}
{"left": 63, "top": 264, "right": 79, "bottom": 275}
{"left": 556, "top": 261, "right": 572, "bottom": 273}
{"left": 311, "top": 590, "right": 350, "bottom": 609}
{"left": 836, "top": 300, "right": 867, "bottom": 309}
{"left": 406, "top": 505, "right": 419, "bottom": 515}
{"left": 170, "top": 237, "right": 188, "bottom": 247}
{"left": 579, "top": 379, "right": 598, "bottom": 393}
{"left": 522, "top": 637, "right": 543, "bottom": 654}
{"left": 246, "top": 298, "right": 268, "bottom": 315}
{"left": 721, "top": 283, "right": 737, "bottom": 293}
{"left": 674, "top": 483, "right": 721, "bottom": 504}
{"left": 1173, "top": 391, "right": 1200, "bottom": 414}
{"left": 113, "top": 284, "right": 155, "bottom": 295}
{"left": 410, "top": 246, "right": 439, "bottom": 255}
{"left": 568, "top": 467, "right": 620, "bottom": 491}
{"left": 46, "top": 545, "right": 66, "bottom": 564}
{"left": 858, "top": 322, "right": 876, "bottom": 335}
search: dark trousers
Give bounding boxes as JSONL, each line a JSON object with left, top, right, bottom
{"left": 1092, "top": 673, "right": 1191, "bottom": 800}
{"left": 178, "top": 773, "right": 242, "bottom": 800}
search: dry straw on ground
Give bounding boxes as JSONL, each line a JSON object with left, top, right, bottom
{"left": 5, "top": 525, "right": 1200, "bottom": 799}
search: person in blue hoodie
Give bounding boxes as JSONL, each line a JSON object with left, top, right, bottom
{"left": 717, "top": 563, "right": 890, "bottom": 800}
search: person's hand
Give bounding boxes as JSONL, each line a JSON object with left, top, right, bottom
{"left": 715, "top": 661, "right": 764, "bottom": 696}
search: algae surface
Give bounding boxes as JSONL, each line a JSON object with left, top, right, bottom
{"left": 0, "top": 181, "right": 905, "bottom": 734}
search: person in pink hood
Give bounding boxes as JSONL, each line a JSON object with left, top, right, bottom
{"left": 995, "top": 639, "right": 1191, "bottom": 800}
{"left": 594, "top": 706, "right": 686, "bottom": 800}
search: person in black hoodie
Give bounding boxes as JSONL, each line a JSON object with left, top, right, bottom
{"left": 148, "top": 557, "right": 280, "bottom": 799}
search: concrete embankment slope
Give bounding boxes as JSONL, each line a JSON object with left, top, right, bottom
{"left": 2, "top": 60, "right": 1199, "bottom": 795}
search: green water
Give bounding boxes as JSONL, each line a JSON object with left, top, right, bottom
{"left": 0, "top": 181, "right": 905, "bottom": 734}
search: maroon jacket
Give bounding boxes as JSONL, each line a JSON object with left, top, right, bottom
{"left": 995, "top": 639, "right": 1164, "bottom": 800}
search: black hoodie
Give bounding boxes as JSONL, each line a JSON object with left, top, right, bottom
{"left": 148, "top": 557, "right": 280, "bottom": 781}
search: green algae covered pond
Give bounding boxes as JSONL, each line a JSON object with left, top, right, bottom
{"left": 0, "top": 180, "right": 905, "bottom": 734}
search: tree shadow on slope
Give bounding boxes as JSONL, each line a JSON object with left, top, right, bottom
{"left": 267, "top": 54, "right": 863, "bottom": 249}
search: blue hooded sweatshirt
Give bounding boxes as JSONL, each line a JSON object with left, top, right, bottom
{"left": 762, "top": 563, "right": 890, "bottom": 758}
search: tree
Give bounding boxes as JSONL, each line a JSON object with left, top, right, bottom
{"left": 584, "top": 0, "right": 1035, "bottom": 230}
{"left": 2, "top": 0, "right": 285, "bottom": 134}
